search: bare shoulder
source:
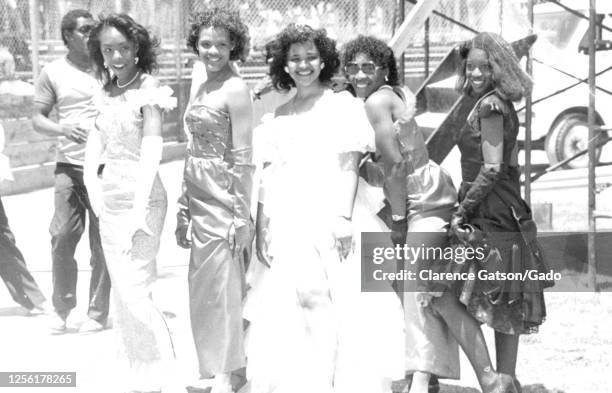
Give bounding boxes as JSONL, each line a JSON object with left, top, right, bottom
{"left": 224, "top": 75, "right": 250, "bottom": 97}
{"left": 139, "top": 74, "right": 160, "bottom": 89}
{"left": 364, "top": 88, "right": 396, "bottom": 115}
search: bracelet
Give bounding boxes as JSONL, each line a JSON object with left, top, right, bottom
{"left": 391, "top": 214, "right": 406, "bottom": 221}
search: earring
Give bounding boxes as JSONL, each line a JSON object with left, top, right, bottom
{"left": 134, "top": 57, "right": 139, "bottom": 65}
{"left": 103, "top": 62, "right": 108, "bottom": 69}
{"left": 321, "top": 63, "right": 325, "bottom": 70}
{"left": 284, "top": 66, "right": 289, "bottom": 73}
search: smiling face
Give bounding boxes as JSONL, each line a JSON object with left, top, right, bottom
{"left": 466, "top": 48, "right": 493, "bottom": 95}
{"left": 197, "top": 26, "right": 233, "bottom": 73}
{"left": 99, "top": 26, "right": 138, "bottom": 82}
{"left": 346, "top": 52, "right": 386, "bottom": 99}
{"left": 66, "top": 17, "right": 95, "bottom": 58}
{"left": 286, "top": 40, "right": 323, "bottom": 88}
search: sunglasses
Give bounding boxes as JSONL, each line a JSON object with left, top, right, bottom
{"left": 344, "top": 62, "right": 383, "bottom": 75}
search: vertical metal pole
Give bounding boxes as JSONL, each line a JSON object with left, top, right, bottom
{"left": 424, "top": 18, "right": 430, "bottom": 78}
{"left": 28, "top": 0, "right": 39, "bottom": 82}
{"left": 524, "top": 0, "right": 534, "bottom": 204}
{"left": 588, "top": 0, "right": 598, "bottom": 290}
{"left": 499, "top": 0, "right": 503, "bottom": 35}
{"left": 175, "top": 2, "right": 185, "bottom": 142}
{"left": 398, "top": 0, "right": 405, "bottom": 85}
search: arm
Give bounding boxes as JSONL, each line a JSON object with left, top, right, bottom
{"left": 451, "top": 99, "right": 504, "bottom": 231}
{"left": 32, "top": 70, "right": 88, "bottom": 143}
{"left": 83, "top": 126, "right": 104, "bottom": 217}
{"left": 175, "top": 178, "right": 192, "bottom": 249}
{"left": 365, "top": 93, "right": 409, "bottom": 245}
{"left": 132, "top": 77, "right": 164, "bottom": 235}
{"left": 226, "top": 78, "right": 255, "bottom": 261}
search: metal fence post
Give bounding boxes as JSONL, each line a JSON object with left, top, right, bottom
{"left": 28, "top": 0, "right": 39, "bottom": 82}
{"left": 524, "top": 0, "right": 534, "bottom": 204}
{"left": 398, "top": 0, "right": 405, "bottom": 86}
{"left": 588, "top": 0, "right": 598, "bottom": 291}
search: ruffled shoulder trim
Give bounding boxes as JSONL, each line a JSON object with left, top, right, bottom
{"left": 324, "top": 90, "right": 375, "bottom": 154}
{"left": 125, "top": 85, "right": 177, "bottom": 111}
{"left": 479, "top": 93, "right": 508, "bottom": 117}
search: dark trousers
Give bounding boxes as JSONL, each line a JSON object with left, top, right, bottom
{"left": 0, "top": 196, "right": 47, "bottom": 309}
{"left": 50, "top": 163, "right": 110, "bottom": 322}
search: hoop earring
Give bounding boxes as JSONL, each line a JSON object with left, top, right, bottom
{"left": 134, "top": 57, "right": 139, "bottom": 65}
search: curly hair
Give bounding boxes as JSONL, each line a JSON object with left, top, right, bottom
{"left": 341, "top": 35, "right": 399, "bottom": 86}
{"left": 269, "top": 24, "right": 340, "bottom": 91}
{"left": 456, "top": 32, "right": 532, "bottom": 101}
{"left": 60, "top": 9, "right": 93, "bottom": 45}
{"left": 88, "top": 13, "right": 159, "bottom": 90}
{"left": 186, "top": 7, "right": 250, "bottom": 62}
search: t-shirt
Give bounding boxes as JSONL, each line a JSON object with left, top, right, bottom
{"left": 34, "top": 57, "right": 100, "bottom": 166}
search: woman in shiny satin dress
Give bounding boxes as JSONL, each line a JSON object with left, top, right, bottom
{"left": 175, "top": 8, "right": 253, "bottom": 393}
{"left": 343, "top": 36, "right": 459, "bottom": 393}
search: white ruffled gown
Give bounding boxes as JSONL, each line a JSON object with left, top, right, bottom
{"left": 244, "top": 90, "right": 404, "bottom": 393}
{"left": 94, "top": 84, "right": 177, "bottom": 392}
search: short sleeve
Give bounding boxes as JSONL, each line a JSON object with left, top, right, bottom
{"left": 34, "top": 67, "right": 56, "bottom": 106}
{"left": 126, "top": 85, "right": 177, "bottom": 111}
{"left": 329, "top": 91, "right": 375, "bottom": 154}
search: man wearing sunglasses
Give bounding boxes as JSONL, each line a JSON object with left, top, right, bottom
{"left": 32, "top": 9, "right": 110, "bottom": 334}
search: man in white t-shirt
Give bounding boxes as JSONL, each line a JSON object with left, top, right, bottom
{"left": 32, "top": 9, "right": 110, "bottom": 334}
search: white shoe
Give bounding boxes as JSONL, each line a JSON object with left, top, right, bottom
{"left": 49, "top": 312, "right": 67, "bottom": 334}
{"left": 78, "top": 318, "right": 106, "bottom": 333}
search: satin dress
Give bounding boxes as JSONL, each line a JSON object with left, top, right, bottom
{"left": 179, "top": 102, "right": 247, "bottom": 378}
{"left": 375, "top": 85, "right": 461, "bottom": 379}
{"left": 94, "top": 85, "right": 176, "bottom": 392}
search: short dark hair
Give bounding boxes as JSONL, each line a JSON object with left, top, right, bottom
{"left": 342, "top": 35, "right": 399, "bottom": 86}
{"left": 88, "top": 13, "right": 160, "bottom": 90}
{"left": 61, "top": 9, "right": 93, "bottom": 45}
{"left": 269, "top": 24, "right": 340, "bottom": 92}
{"left": 186, "top": 7, "right": 250, "bottom": 62}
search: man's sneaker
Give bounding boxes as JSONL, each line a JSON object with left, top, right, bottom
{"left": 78, "top": 318, "right": 106, "bottom": 333}
{"left": 49, "top": 312, "right": 67, "bottom": 334}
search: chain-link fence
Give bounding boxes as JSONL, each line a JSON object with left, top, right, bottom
{"left": 1, "top": 0, "right": 534, "bottom": 84}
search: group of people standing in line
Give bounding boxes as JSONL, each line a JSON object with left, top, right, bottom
{"left": 0, "top": 6, "right": 553, "bottom": 393}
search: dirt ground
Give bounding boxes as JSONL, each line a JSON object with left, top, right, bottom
{"left": 0, "top": 160, "right": 610, "bottom": 393}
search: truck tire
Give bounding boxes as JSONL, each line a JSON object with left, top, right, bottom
{"left": 545, "top": 112, "right": 603, "bottom": 169}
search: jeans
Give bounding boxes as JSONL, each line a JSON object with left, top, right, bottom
{"left": 0, "top": 196, "right": 47, "bottom": 309}
{"left": 50, "top": 163, "right": 110, "bottom": 322}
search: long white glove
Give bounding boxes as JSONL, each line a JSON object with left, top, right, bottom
{"left": 83, "top": 128, "right": 104, "bottom": 217}
{"left": 131, "top": 135, "right": 163, "bottom": 237}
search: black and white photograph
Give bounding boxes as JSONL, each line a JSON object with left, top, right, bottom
{"left": 0, "top": 0, "right": 610, "bottom": 392}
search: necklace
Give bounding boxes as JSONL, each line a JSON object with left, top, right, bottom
{"left": 116, "top": 71, "right": 141, "bottom": 89}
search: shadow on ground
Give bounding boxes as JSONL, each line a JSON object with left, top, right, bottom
{"left": 438, "top": 383, "right": 567, "bottom": 393}
{"left": 0, "top": 306, "right": 29, "bottom": 316}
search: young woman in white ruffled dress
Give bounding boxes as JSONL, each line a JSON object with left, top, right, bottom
{"left": 84, "top": 14, "right": 176, "bottom": 393}
{"left": 243, "top": 24, "right": 404, "bottom": 393}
